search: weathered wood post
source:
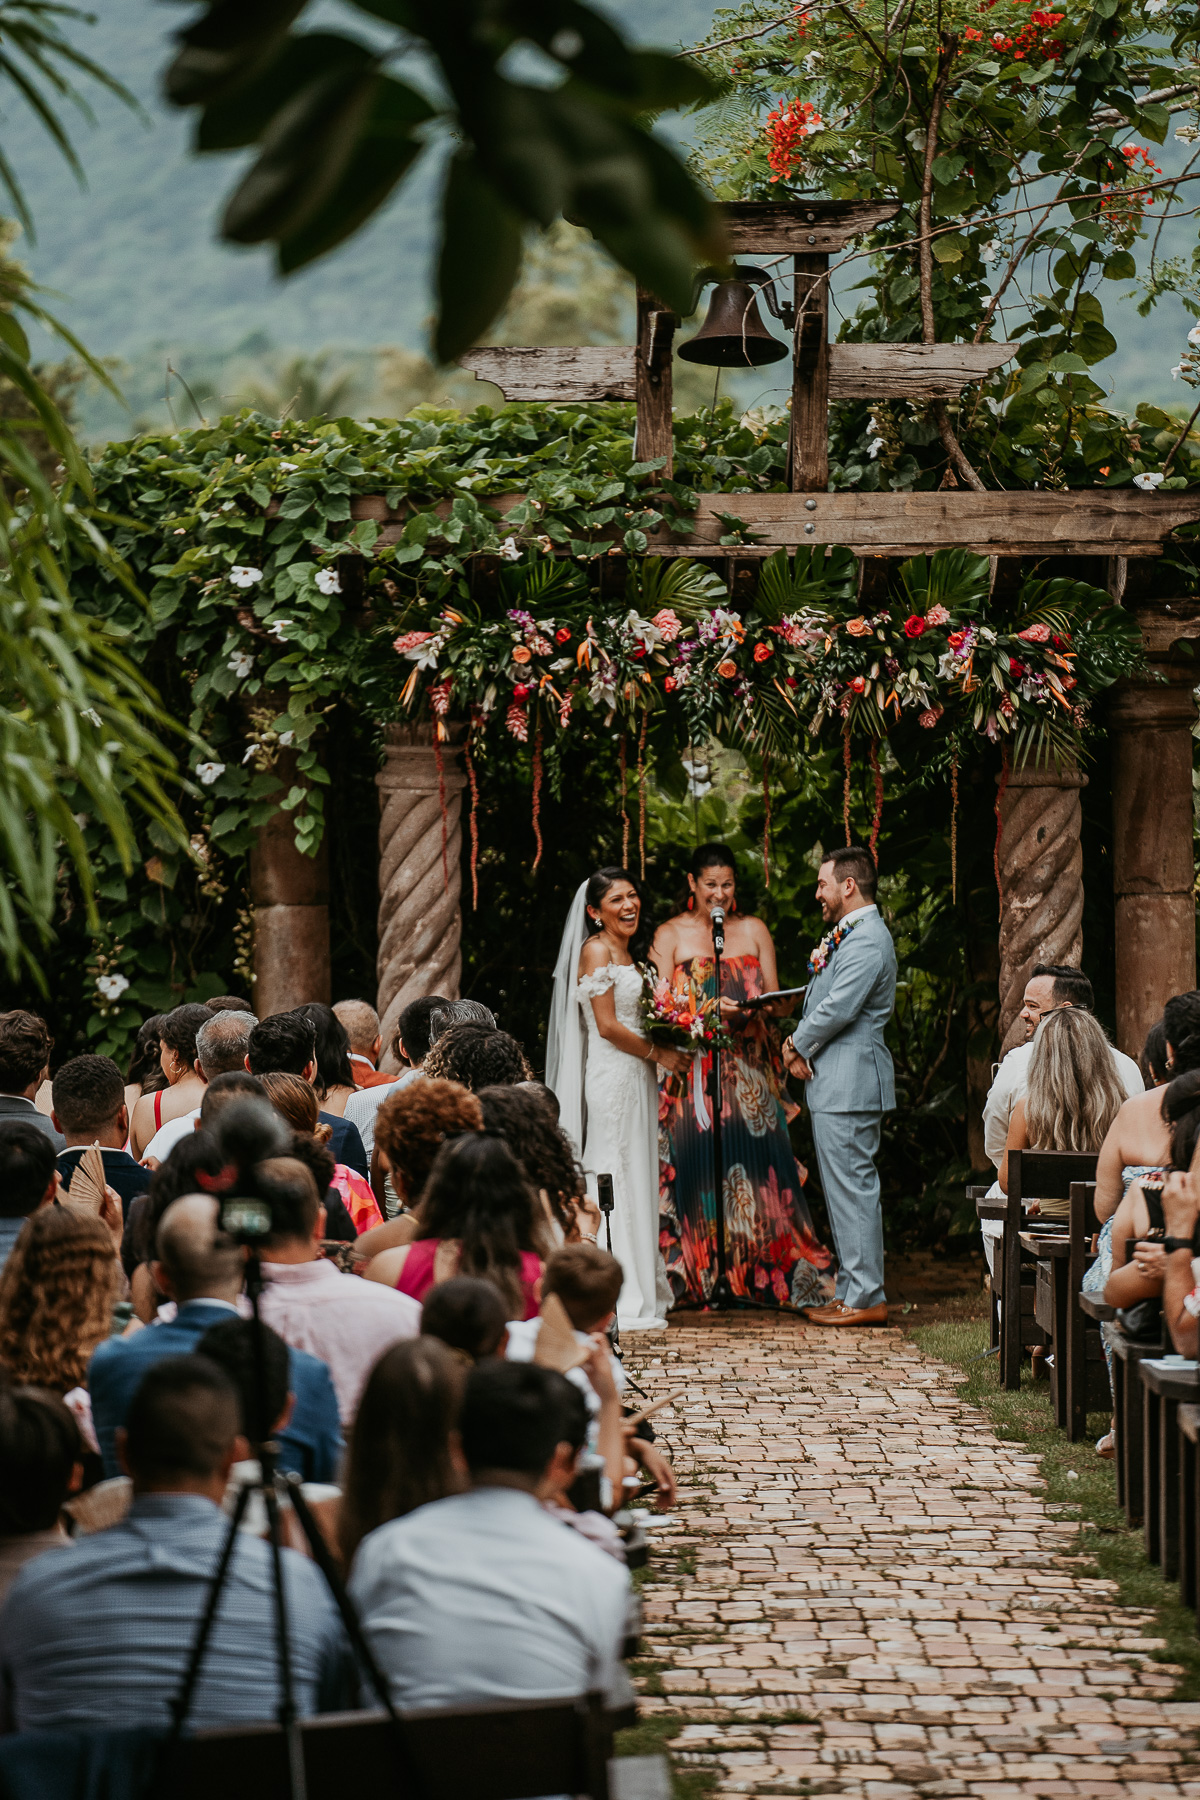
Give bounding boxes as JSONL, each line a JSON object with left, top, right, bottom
{"left": 1109, "top": 598, "right": 1200, "bottom": 1055}
{"left": 374, "top": 723, "right": 467, "bottom": 1066}
{"left": 250, "top": 747, "right": 331, "bottom": 1016}
{"left": 996, "top": 754, "right": 1088, "bottom": 1053}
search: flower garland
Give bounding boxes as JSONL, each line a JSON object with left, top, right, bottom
{"left": 808, "top": 914, "right": 864, "bottom": 976}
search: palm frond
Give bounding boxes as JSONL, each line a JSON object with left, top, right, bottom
{"left": 754, "top": 546, "right": 856, "bottom": 623}
{"left": 899, "top": 549, "right": 990, "bottom": 617}
{"left": 627, "top": 556, "right": 729, "bottom": 617}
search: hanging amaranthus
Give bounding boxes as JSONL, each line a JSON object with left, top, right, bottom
{"left": 868, "top": 741, "right": 883, "bottom": 867}
{"left": 636, "top": 712, "right": 649, "bottom": 880}
{"left": 619, "top": 734, "right": 629, "bottom": 866}
{"left": 842, "top": 723, "right": 852, "bottom": 845}
{"left": 531, "top": 716, "right": 545, "bottom": 872}
{"left": 464, "top": 714, "right": 481, "bottom": 910}
{"left": 994, "top": 748, "right": 1010, "bottom": 915}
{"left": 761, "top": 753, "right": 772, "bottom": 887}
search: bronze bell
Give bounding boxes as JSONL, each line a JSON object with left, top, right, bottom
{"left": 678, "top": 266, "right": 789, "bottom": 368}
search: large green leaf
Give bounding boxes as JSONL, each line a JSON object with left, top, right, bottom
{"left": 434, "top": 152, "right": 524, "bottom": 363}
{"left": 222, "top": 62, "right": 381, "bottom": 244}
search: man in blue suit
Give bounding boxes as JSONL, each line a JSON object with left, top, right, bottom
{"left": 783, "top": 844, "right": 897, "bottom": 1326}
{"left": 89, "top": 1193, "right": 342, "bottom": 1480}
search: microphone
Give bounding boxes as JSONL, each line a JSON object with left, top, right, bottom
{"left": 710, "top": 905, "right": 725, "bottom": 952}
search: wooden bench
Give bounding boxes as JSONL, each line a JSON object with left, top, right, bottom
{"left": 1177, "top": 1403, "right": 1200, "bottom": 1612}
{"left": 1140, "top": 1358, "right": 1200, "bottom": 1579}
{"left": 1023, "top": 1181, "right": 1108, "bottom": 1438}
{"left": 1109, "top": 1327, "right": 1164, "bottom": 1524}
{"left": 1001, "top": 1151, "right": 1099, "bottom": 1390}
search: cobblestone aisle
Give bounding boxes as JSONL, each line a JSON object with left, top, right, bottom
{"left": 624, "top": 1315, "right": 1200, "bottom": 1797}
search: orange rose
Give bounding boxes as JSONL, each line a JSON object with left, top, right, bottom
{"left": 511, "top": 644, "right": 532, "bottom": 664}
{"left": 753, "top": 642, "right": 773, "bottom": 662}
{"left": 717, "top": 659, "right": 737, "bottom": 678}
{"left": 846, "top": 617, "right": 870, "bottom": 636}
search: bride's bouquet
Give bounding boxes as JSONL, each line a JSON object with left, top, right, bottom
{"left": 639, "top": 968, "right": 734, "bottom": 1053}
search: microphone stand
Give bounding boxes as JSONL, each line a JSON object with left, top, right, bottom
{"left": 708, "top": 906, "right": 735, "bottom": 1311}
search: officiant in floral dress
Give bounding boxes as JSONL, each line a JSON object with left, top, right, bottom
{"left": 650, "top": 844, "right": 834, "bottom": 1310}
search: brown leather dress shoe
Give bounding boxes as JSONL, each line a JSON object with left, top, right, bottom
{"left": 802, "top": 1300, "right": 890, "bottom": 1326}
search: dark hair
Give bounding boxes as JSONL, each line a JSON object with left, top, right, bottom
{"left": 339, "top": 1337, "right": 466, "bottom": 1566}
{"left": 374, "top": 1079, "right": 483, "bottom": 1202}
{"left": 395, "top": 996, "right": 446, "bottom": 1066}
{"left": 0, "top": 1122, "right": 56, "bottom": 1219}
{"left": 459, "top": 1360, "right": 577, "bottom": 1478}
{"left": 51, "top": 1055, "right": 125, "bottom": 1136}
{"left": 196, "top": 1316, "right": 290, "bottom": 1448}
{"left": 476, "top": 1084, "right": 584, "bottom": 1234}
{"left": 205, "top": 995, "right": 253, "bottom": 1013}
{"left": 584, "top": 865, "right": 651, "bottom": 962}
{"left": 1163, "top": 1069, "right": 1200, "bottom": 1172}
{"left": 123, "top": 1354, "right": 240, "bottom": 1480}
{"left": 255, "top": 1155, "right": 323, "bottom": 1244}
{"left": 1164, "top": 992, "right": 1200, "bottom": 1075}
{"left": 822, "top": 843, "right": 877, "bottom": 902}
{"left": 199, "top": 1070, "right": 265, "bottom": 1126}
{"left": 158, "top": 1004, "right": 214, "bottom": 1072}
{"left": 1031, "top": 963, "right": 1095, "bottom": 1011}
{"left": 543, "top": 1242, "right": 623, "bottom": 1332}
{"left": 0, "top": 1012, "right": 52, "bottom": 1095}
{"left": 1142, "top": 1020, "right": 1169, "bottom": 1089}
{"left": 421, "top": 1277, "right": 508, "bottom": 1361}
{"left": 194, "top": 1011, "right": 256, "bottom": 1081}
{"left": 0, "top": 1382, "right": 82, "bottom": 1533}
{"left": 673, "top": 842, "right": 738, "bottom": 914}
{"left": 125, "top": 1015, "right": 166, "bottom": 1093}
{"left": 422, "top": 1024, "right": 532, "bottom": 1090}
{"left": 419, "top": 1134, "right": 540, "bottom": 1316}
{"left": 247, "top": 1011, "right": 317, "bottom": 1078}
{"left": 429, "top": 999, "right": 497, "bottom": 1045}
{"left": 296, "top": 1003, "right": 355, "bottom": 1100}
{"left": 519, "top": 1079, "right": 560, "bottom": 1124}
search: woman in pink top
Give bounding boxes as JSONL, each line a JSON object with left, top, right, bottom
{"left": 365, "top": 1135, "right": 546, "bottom": 1320}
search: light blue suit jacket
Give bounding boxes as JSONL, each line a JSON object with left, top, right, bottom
{"left": 792, "top": 907, "right": 897, "bottom": 1115}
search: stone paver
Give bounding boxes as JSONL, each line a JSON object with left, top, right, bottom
{"left": 624, "top": 1315, "right": 1200, "bottom": 1797}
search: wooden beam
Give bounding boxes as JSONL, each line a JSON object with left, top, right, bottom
{"left": 828, "top": 342, "right": 1017, "bottom": 400}
{"left": 788, "top": 253, "right": 828, "bottom": 492}
{"left": 723, "top": 199, "right": 900, "bottom": 254}
{"left": 458, "top": 346, "right": 635, "bottom": 402}
{"left": 634, "top": 289, "right": 676, "bottom": 476}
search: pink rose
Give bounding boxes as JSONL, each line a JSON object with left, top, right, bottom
{"left": 924, "top": 604, "right": 950, "bottom": 627}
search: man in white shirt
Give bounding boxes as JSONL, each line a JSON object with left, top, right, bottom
{"left": 343, "top": 995, "right": 445, "bottom": 1161}
{"left": 982, "top": 963, "right": 1143, "bottom": 1170}
{"left": 348, "top": 1360, "right": 630, "bottom": 1710}
{"left": 253, "top": 1156, "right": 419, "bottom": 1421}
{"left": 143, "top": 1010, "right": 258, "bottom": 1164}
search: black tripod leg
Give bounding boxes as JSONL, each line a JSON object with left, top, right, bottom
{"left": 169, "top": 1480, "right": 252, "bottom": 1738}
{"left": 281, "top": 1476, "right": 399, "bottom": 1722}
{"left": 263, "top": 1482, "right": 306, "bottom": 1800}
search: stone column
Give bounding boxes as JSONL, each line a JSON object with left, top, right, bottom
{"left": 996, "top": 755, "right": 1088, "bottom": 1052}
{"left": 1110, "top": 653, "right": 1198, "bottom": 1056}
{"left": 375, "top": 722, "right": 467, "bottom": 1066}
{"left": 250, "top": 749, "right": 331, "bottom": 1016}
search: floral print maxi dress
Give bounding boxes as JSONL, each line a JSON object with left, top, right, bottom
{"left": 658, "top": 953, "right": 834, "bottom": 1309}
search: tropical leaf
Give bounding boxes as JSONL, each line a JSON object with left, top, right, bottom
{"left": 898, "top": 549, "right": 991, "bottom": 617}
{"left": 626, "top": 555, "right": 728, "bottom": 617}
{"left": 754, "top": 546, "right": 857, "bottom": 623}
{"left": 503, "top": 556, "right": 587, "bottom": 609}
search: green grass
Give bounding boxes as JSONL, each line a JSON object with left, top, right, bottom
{"left": 614, "top": 1712, "right": 722, "bottom": 1799}
{"left": 911, "top": 1317, "right": 1200, "bottom": 1699}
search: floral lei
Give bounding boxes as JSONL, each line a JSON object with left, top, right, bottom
{"left": 808, "top": 915, "right": 863, "bottom": 975}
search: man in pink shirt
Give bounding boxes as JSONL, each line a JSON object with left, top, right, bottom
{"left": 252, "top": 1158, "right": 419, "bottom": 1422}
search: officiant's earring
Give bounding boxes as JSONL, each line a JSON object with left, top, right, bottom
{"left": 687, "top": 897, "right": 695, "bottom": 910}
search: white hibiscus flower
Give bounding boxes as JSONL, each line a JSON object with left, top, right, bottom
{"left": 195, "top": 761, "right": 226, "bottom": 785}
{"left": 229, "top": 565, "right": 263, "bottom": 588}
{"left": 314, "top": 569, "right": 341, "bottom": 596}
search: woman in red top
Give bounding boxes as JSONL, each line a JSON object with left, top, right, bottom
{"left": 364, "top": 1134, "right": 546, "bottom": 1320}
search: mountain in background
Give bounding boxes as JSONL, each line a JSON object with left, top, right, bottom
{"left": 7, "top": 0, "right": 1191, "bottom": 439}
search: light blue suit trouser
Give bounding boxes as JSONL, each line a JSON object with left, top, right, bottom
{"left": 808, "top": 1109, "right": 885, "bottom": 1310}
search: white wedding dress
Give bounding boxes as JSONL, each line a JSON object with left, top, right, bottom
{"left": 546, "top": 883, "right": 668, "bottom": 1332}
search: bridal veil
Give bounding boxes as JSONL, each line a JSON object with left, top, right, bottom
{"left": 545, "top": 878, "right": 589, "bottom": 1158}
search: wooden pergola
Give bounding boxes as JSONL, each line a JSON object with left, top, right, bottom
{"left": 248, "top": 200, "right": 1200, "bottom": 1079}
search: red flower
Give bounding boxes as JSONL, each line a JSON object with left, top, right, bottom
{"left": 717, "top": 659, "right": 738, "bottom": 678}
{"left": 555, "top": 627, "right": 571, "bottom": 644}
{"left": 947, "top": 629, "right": 967, "bottom": 649}
{"left": 904, "top": 615, "right": 926, "bottom": 638}
{"left": 784, "top": 676, "right": 799, "bottom": 689}
{"left": 850, "top": 675, "right": 867, "bottom": 694}
{"left": 512, "top": 681, "right": 532, "bottom": 700}
{"left": 629, "top": 643, "right": 647, "bottom": 660}
{"left": 664, "top": 675, "right": 678, "bottom": 692}
{"left": 753, "top": 642, "right": 774, "bottom": 662}
{"left": 1008, "top": 657, "right": 1026, "bottom": 678}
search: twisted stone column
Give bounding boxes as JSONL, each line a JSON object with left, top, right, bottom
{"left": 250, "top": 747, "right": 330, "bottom": 1016}
{"left": 1110, "top": 660, "right": 1198, "bottom": 1055}
{"left": 996, "top": 755, "right": 1088, "bottom": 1052}
{"left": 375, "top": 723, "right": 467, "bottom": 1066}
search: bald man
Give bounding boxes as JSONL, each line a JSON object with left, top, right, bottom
{"left": 333, "top": 999, "right": 393, "bottom": 1088}
{"left": 88, "top": 1194, "right": 341, "bottom": 1481}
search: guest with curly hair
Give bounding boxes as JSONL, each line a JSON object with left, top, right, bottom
{"left": 475, "top": 1084, "right": 600, "bottom": 1247}
{"left": 422, "top": 1025, "right": 532, "bottom": 1091}
{"left": 0, "top": 1207, "right": 119, "bottom": 1456}
{"left": 352, "top": 1080, "right": 483, "bottom": 1266}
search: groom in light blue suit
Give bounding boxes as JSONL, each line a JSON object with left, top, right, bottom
{"left": 782, "top": 844, "right": 897, "bottom": 1325}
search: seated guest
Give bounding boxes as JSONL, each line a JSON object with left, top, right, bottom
{"left": 142, "top": 1009, "right": 258, "bottom": 1165}
{"left": 52, "top": 1054, "right": 151, "bottom": 1215}
{"left": 339, "top": 1337, "right": 468, "bottom": 1569}
{"left": 1094, "top": 990, "right": 1200, "bottom": 1225}
{"left": 422, "top": 1023, "right": 532, "bottom": 1090}
{"left": 345, "top": 994, "right": 445, "bottom": 1170}
{"left": 1141, "top": 1019, "right": 1170, "bottom": 1090}
{"left": 353, "top": 1079, "right": 483, "bottom": 1263}
{"left": 89, "top": 1194, "right": 341, "bottom": 1482}
{"left": 123, "top": 1013, "right": 166, "bottom": 1126}
{"left": 0, "top": 1123, "right": 57, "bottom": 1272}
{"left": 477, "top": 1083, "right": 601, "bottom": 1245}
{"left": 0, "top": 1207, "right": 118, "bottom": 1454}
{"left": 129, "top": 1003, "right": 213, "bottom": 1158}
{"left": 297, "top": 1003, "right": 357, "bottom": 1118}
{"left": 999, "top": 1008, "right": 1125, "bottom": 1192}
{"left": 0, "top": 1012, "right": 63, "bottom": 1150}
{"left": 251, "top": 1153, "right": 420, "bottom": 1421}
{"left": 205, "top": 995, "right": 253, "bottom": 1013}
{"left": 261, "top": 1071, "right": 382, "bottom": 1234}
{"left": 0, "top": 1356, "right": 352, "bottom": 1732}
{"left": 421, "top": 1277, "right": 508, "bottom": 1361}
{"left": 334, "top": 999, "right": 394, "bottom": 1089}
{"left": 428, "top": 999, "right": 496, "bottom": 1045}
{"left": 983, "top": 965, "right": 1142, "bottom": 1173}
{"left": 246, "top": 1012, "right": 368, "bottom": 1178}
{"left": 364, "top": 1134, "right": 546, "bottom": 1319}
{"left": 1105, "top": 1070, "right": 1200, "bottom": 1317}
{"left": 348, "top": 1360, "right": 630, "bottom": 1707}
{"left": 0, "top": 1383, "right": 83, "bottom": 1600}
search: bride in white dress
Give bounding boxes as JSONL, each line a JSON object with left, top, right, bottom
{"left": 546, "top": 868, "right": 690, "bottom": 1331}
